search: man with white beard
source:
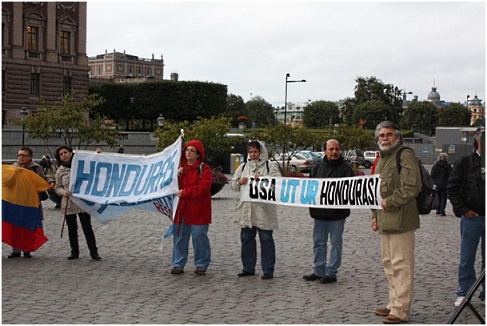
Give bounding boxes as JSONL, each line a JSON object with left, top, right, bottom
{"left": 370, "top": 121, "right": 422, "bottom": 324}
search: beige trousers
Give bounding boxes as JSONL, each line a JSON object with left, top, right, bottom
{"left": 380, "top": 231, "right": 415, "bottom": 321}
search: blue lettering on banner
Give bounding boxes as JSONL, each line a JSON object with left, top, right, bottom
{"left": 280, "top": 179, "right": 300, "bottom": 203}
{"left": 72, "top": 153, "right": 176, "bottom": 198}
{"left": 300, "top": 179, "right": 319, "bottom": 205}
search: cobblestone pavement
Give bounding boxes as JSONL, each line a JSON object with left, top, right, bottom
{"left": 2, "top": 173, "right": 485, "bottom": 324}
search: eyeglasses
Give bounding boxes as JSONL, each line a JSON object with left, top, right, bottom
{"left": 17, "top": 154, "right": 31, "bottom": 157}
{"left": 378, "top": 132, "right": 396, "bottom": 139}
{"left": 185, "top": 148, "right": 197, "bottom": 153}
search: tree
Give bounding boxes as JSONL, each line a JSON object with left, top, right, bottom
{"left": 303, "top": 101, "right": 340, "bottom": 128}
{"left": 344, "top": 76, "right": 403, "bottom": 125}
{"left": 351, "top": 100, "right": 391, "bottom": 130}
{"left": 245, "top": 96, "right": 276, "bottom": 128}
{"left": 437, "top": 103, "right": 471, "bottom": 127}
{"left": 401, "top": 101, "right": 438, "bottom": 135}
{"left": 226, "top": 94, "right": 247, "bottom": 127}
{"left": 23, "top": 93, "right": 119, "bottom": 156}
{"left": 249, "top": 124, "right": 318, "bottom": 175}
{"left": 153, "top": 115, "right": 243, "bottom": 167}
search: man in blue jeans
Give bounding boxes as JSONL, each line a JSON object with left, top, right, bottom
{"left": 303, "top": 139, "right": 355, "bottom": 284}
{"left": 447, "top": 128, "right": 485, "bottom": 307}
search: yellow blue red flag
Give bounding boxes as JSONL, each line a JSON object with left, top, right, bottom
{"left": 2, "top": 165, "right": 50, "bottom": 251}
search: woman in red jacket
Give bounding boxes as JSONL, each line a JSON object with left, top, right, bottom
{"left": 171, "top": 140, "right": 212, "bottom": 275}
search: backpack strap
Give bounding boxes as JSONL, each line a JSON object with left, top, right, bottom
{"left": 395, "top": 147, "right": 415, "bottom": 174}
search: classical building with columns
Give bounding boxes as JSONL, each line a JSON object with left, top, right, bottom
{"left": 2, "top": 2, "right": 88, "bottom": 127}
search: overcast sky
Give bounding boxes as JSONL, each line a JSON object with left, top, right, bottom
{"left": 87, "top": 1, "right": 485, "bottom": 107}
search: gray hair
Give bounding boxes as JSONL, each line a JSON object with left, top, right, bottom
{"left": 374, "top": 120, "right": 403, "bottom": 142}
{"left": 438, "top": 153, "right": 448, "bottom": 161}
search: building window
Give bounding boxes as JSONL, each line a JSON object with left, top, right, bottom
{"left": 30, "top": 73, "right": 40, "bottom": 96}
{"left": 60, "top": 31, "right": 70, "bottom": 54}
{"left": 63, "top": 76, "right": 72, "bottom": 96}
{"left": 27, "top": 25, "right": 39, "bottom": 51}
{"left": 2, "top": 71, "right": 5, "bottom": 95}
{"left": 146, "top": 68, "right": 151, "bottom": 76}
{"left": 137, "top": 68, "right": 142, "bottom": 76}
{"left": 98, "top": 67, "right": 102, "bottom": 75}
{"left": 129, "top": 67, "right": 133, "bottom": 75}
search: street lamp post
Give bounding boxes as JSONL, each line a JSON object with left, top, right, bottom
{"left": 20, "top": 107, "right": 29, "bottom": 146}
{"left": 284, "top": 73, "right": 306, "bottom": 126}
{"left": 157, "top": 114, "right": 165, "bottom": 129}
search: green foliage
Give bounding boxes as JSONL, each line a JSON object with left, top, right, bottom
{"left": 245, "top": 96, "right": 276, "bottom": 127}
{"left": 89, "top": 80, "right": 228, "bottom": 129}
{"left": 303, "top": 101, "right": 340, "bottom": 128}
{"left": 153, "top": 116, "right": 243, "bottom": 166}
{"left": 401, "top": 101, "right": 438, "bottom": 135}
{"left": 344, "top": 76, "right": 403, "bottom": 125}
{"left": 352, "top": 100, "right": 391, "bottom": 129}
{"left": 23, "top": 93, "right": 119, "bottom": 153}
{"left": 437, "top": 102, "right": 471, "bottom": 127}
{"left": 226, "top": 94, "right": 247, "bottom": 127}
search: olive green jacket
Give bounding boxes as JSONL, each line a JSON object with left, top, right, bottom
{"left": 372, "top": 144, "right": 421, "bottom": 234}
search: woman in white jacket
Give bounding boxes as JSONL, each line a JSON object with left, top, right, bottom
{"left": 231, "top": 140, "right": 281, "bottom": 279}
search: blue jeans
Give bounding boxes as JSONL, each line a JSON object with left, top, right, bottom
{"left": 241, "top": 227, "right": 275, "bottom": 275}
{"left": 172, "top": 222, "right": 211, "bottom": 270}
{"left": 457, "top": 216, "right": 485, "bottom": 300}
{"left": 313, "top": 218, "right": 346, "bottom": 278}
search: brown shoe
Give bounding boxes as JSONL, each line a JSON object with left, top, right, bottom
{"left": 374, "top": 307, "right": 391, "bottom": 316}
{"left": 383, "top": 314, "right": 403, "bottom": 324}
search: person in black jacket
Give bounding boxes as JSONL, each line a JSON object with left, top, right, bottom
{"left": 447, "top": 129, "right": 485, "bottom": 307}
{"left": 431, "top": 153, "right": 452, "bottom": 216}
{"left": 303, "top": 139, "right": 355, "bottom": 284}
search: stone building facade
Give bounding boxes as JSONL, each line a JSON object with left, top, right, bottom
{"left": 88, "top": 51, "right": 164, "bottom": 82}
{"left": 466, "top": 94, "right": 485, "bottom": 126}
{"left": 2, "top": 2, "right": 89, "bottom": 127}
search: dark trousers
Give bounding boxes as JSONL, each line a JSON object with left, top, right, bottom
{"left": 437, "top": 189, "right": 448, "bottom": 214}
{"left": 240, "top": 227, "right": 275, "bottom": 275}
{"left": 66, "top": 212, "right": 98, "bottom": 256}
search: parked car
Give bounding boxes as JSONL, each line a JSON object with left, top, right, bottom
{"left": 296, "top": 150, "right": 324, "bottom": 164}
{"left": 364, "top": 151, "right": 379, "bottom": 167}
{"left": 273, "top": 153, "right": 316, "bottom": 173}
{"left": 342, "top": 149, "right": 369, "bottom": 168}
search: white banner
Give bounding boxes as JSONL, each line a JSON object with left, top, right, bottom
{"left": 69, "top": 136, "right": 182, "bottom": 224}
{"left": 240, "top": 174, "right": 382, "bottom": 209}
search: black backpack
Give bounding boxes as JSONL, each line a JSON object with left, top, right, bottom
{"left": 396, "top": 147, "right": 438, "bottom": 215}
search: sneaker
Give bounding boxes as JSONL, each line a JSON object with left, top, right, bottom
{"left": 303, "top": 273, "right": 323, "bottom": 281}
{"left": 171, "top": 267, "right": 184, "bottom": 274}
{"left": 454, "top": 296, "right": 465, "bottom": 307}
{"left": 319, "top": 276, "right": 337, "bottom": 284}
{"left": 194, "top": 267, "right": 206, "bottom": 275}
{"left": 374, "top": 307, "right": 391, "bottom": 316}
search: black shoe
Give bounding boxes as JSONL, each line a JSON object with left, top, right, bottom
{"left": 171, "top": 267, "right": 184, "bottom": 274}
{"left": 67, "top": 254, "right": 79, "bottom": 260}
{"left": 440, "top": 213, "right": 446, "bottom": 216}
{"left": 303, "top": 273, "right": 322, "bottom": 281}
{"left": 436, "top": 211, "right": 440, "bottom": 215}
{"left": 7, "top": 253, "right": 21, "bottom": 259}
{"left": 238, "top": 271, "right": 255, "bottom": 277}
{"left": 91, "top": 254, "right": 102, "bottom": 261}
{"left": 23, "top": 252, "right": 32, "bottom": 258}
{"left": 261, "top": 274, "right": 274, "bottom": 280}
{"left": 319, "top": 276, "right": 337, "bottom": 284}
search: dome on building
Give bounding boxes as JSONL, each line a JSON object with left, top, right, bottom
{"left": 427, "top": 87, "right": 441, "bottom": 101}
{"left": 470, "top": 95, "right": 482, "bottom": 106}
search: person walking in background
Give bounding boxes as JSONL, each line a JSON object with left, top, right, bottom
{"left": 371, "top": 121, "right": 422, "bottom": 324}
{"left": 431, "top": 153, "right": 452, "bottom": 216}
{"left": 172, "top": 140, "right": 212, "bottom": 275}
{"left": 54, "top": 145, "right": 101, "bottom": 261}
{"left": 231, "top": 140, "right": 281, "bottom": 280}
{"left": 117, "top": 145, "right": 125, "bottom": 153}
{"left": 447, "top": 129, "right": 485, "bottom": 307}
{"left": 303, "top": 139, "right": 355, "bottom": 284}
{"left": 8, "top": 147, "right": 55, "bottom": 259}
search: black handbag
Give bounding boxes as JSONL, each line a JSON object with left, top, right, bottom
{"left": 38, "top": 191, "right": 49, "bottom": 201}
